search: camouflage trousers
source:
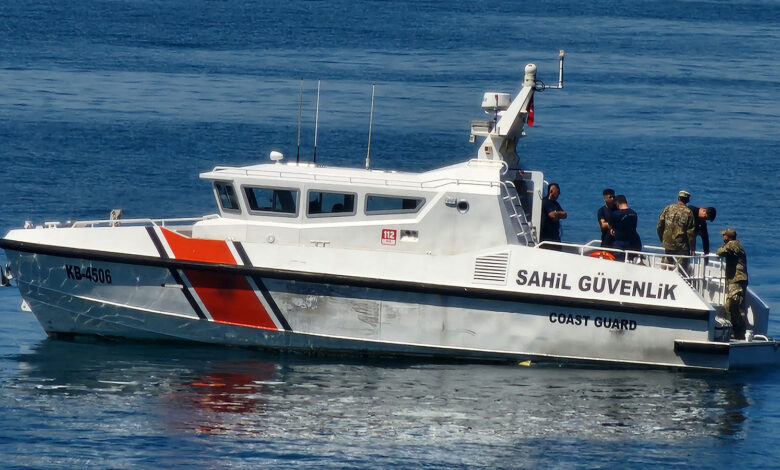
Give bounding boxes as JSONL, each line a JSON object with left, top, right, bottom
{"left": 725, "top": 282, "right": 747, "bottom": 340}
{"left": 663, "top": 248, "right": 690, "bottom": 271}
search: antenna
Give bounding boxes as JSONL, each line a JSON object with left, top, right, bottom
{"left": 538, "top": 50, "right": 565, "bottom": 90}
{"left": 365, "top": 84, "right": 375, "bottom": 170}
{"left": 313, "top": 80, "right": 321, "bottom": 163}
{"left": 296, "top": 80, "right": 303, "bottom": 163}
{"left": 557, "top": 49, "right": 565, "bottom": 88}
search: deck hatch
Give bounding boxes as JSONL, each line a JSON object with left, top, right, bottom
{"left": 473, "top": 252, "right": 510, "bottom": 285}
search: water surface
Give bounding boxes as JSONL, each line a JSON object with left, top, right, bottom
{"left": 1, "top": 0, "right": 779, "bottom": 467}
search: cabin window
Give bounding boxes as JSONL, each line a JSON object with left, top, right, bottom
{"left": 365, "top": 194, "right": 425, "bottom": 214}
{"left": 244, "top": 186, "right": 299, "bottom": 215}
{"left": 307, "top": 191, "right": 356, "bottom": 217}
{"left": 214, "top": 182, "right": 241, "bottom": 212}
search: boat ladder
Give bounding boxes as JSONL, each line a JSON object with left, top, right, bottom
{"left": 501, "top": 182, "right": 536, "bottom": 246}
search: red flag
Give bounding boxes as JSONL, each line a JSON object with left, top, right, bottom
{"left": 527, "top": 96, "right": 535, "bottom": 127}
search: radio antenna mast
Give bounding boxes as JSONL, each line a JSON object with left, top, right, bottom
{"left": 365, "top": 84, "right": 375, "bottom": 169}
{"left": 313, "top": 80, "right": 321, "bottom": 163}
{"left": 540, "top": 50, "right": 565, "bottom": 90}
{"left": 296, "top": 80, "right": 303, "bottom": 163}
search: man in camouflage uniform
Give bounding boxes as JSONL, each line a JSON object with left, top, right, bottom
{"left": 716, "top": 228, "right": 748, "bottom": 340}
{"left": 656, "top": 190, "right": 696, "bottom": 269}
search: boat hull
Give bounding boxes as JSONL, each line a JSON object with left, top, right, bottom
{"left": 8, "top": 245, "right": 768, "bottom": 370}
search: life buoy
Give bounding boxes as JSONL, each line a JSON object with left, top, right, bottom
{"left": 588, "top": 250, "right": 616, "bottom": 261}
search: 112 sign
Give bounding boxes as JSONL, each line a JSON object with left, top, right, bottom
{"left": 381, "top": 229, "right": 397, "bottom": 246}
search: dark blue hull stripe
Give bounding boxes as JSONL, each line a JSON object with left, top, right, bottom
{"left": 146, "top": 227, "right": 208, "bottom": 321}
{"left": 233, "top": 241, "right": 292, "bottom": 331}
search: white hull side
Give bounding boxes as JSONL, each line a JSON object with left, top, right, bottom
{"left": 6, "top": 249, "right": 750, "bottom": 370}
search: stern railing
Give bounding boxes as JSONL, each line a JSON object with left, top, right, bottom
{"left": 535, "top": 240, "right": 726, "bottom": 305}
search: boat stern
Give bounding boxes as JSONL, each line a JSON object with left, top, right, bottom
{"left": 674, "top": 337, "right": 780, "bottom": 370}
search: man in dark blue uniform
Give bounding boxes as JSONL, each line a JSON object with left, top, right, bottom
{"left": 540, "top": 183, "right": 567, "bottom": 250}
{"left": 597, "top": 188, "right": 616, "bottom": 247}
{"left": 610, "top": 194, "right": 642, "bottom": 261}
{"left": 688, "top": 205, "right": 717, "bottom": 253}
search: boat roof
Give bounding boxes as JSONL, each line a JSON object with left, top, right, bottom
{"left": 200, "top": 158, "right": 509, "bottom": 193}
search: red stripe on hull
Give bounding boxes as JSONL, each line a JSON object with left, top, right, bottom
{"left": 184, "top": 270, "right": 278, "bottom": 330}
{"left": 158, "top": 228, "right": 278, "bottom": 330}
{"left": 161, "top": 227, "right": 236, "bottom": 264}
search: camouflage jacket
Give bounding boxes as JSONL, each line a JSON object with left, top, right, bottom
{"left": 716, "top": 239, "right": 748, "bottom": 286}
{"left": 656, "top": 202, "right": 695, "bottom": 252}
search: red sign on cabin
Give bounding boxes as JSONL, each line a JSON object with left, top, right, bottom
{"left": 381, "top": 229, "right": 397, "bottom": 246}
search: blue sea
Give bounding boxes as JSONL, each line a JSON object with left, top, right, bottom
{"left": 1, "top": 0, "right": 780, "bottom": 468}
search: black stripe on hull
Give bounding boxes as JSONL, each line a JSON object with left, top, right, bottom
{"left": 234, "top": 241, "right": 292, "bottom": 331}
{"left": 145, "top": 227, "right": 208, "bottom": 321}
{"left": 0, "top": 238, "right": 712, "bottom": 321}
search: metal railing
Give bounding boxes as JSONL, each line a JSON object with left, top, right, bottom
{"left": 535, "top": 240, "right": 726, "bottom": 305}
{"left": 39, "top": 215, "right": 220, "bottom": 229}
{"left": 208, "top": 159, "right": 505, "bottom": 190}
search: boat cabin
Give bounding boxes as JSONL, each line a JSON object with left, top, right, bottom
{"left": 197, "top": 159, "right": 545, "bottom": 256}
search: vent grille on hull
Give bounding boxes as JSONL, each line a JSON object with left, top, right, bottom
{"left": 473, "top": 252, "right": 510, "bottom": 285}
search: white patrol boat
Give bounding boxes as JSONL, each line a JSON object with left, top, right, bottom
{"left": 2, "top": 52, "right": 778, "bottom": 370}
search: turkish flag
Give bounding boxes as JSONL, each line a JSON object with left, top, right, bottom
{"left": 527, "top": 96, "right": 535, "bottom": 127}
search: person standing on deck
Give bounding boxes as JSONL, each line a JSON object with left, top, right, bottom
{"left": 598, "top": 188, "right": 616, "bottom": 247}
{"left": 657, "top": 190, "right": 696, "bottom": 269}
{"left": 540, "top": 183, "right": 567, "bottom": 250}
{"left": 610, "top": 194, "right": 642, "bottom": 261}
{"left": 716, "top": 228, "right": 749, "bottom": 340}
{"left": 688, "top": 205, "right": 717, "bottom": 254}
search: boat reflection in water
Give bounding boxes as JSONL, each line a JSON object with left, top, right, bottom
{"left": 174, "top": 361, "right": 278, "bottom": 435}
{"left": 7, "top": 338, "right": 760, "bottom": 446}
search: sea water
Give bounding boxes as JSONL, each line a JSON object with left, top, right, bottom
{"left": 1, "top": 1, "right": 779, "bottom": 468}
